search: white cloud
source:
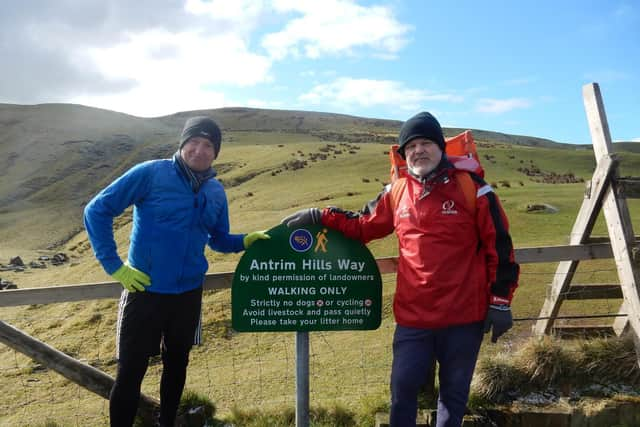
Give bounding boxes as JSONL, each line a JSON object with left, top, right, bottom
{"left": 0, "top": 1, "right": 277, "bottom": 113}
{"left": 89, "top": 29, "right": 271, "bottom": 86}
{"left": 299, "top": 78, "right": 462, "bottom": 111}
{"left": 71, "top": 85, "right": 227, "bottom": 118}
{"left": 184, "top": 0, "right": 266, "bottom": 30}
{"left": 262, "top": 0, "right": 411, "bottom": 59}
{"left": 75, "top": 28, "right": 273, "bottom": 116}
{"left": 475, "top": 98, "right": 531, "bottom": 114}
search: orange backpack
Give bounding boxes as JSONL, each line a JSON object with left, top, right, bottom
{"left": 388, "top": 130, "right": 482, "bottom": 212}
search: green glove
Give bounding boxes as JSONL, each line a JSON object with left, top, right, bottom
{"left": 111, "top": 264, "right": 151, "bottom": 292}
{"left": 243, "top": 231, "right": 270, "bottom": 249}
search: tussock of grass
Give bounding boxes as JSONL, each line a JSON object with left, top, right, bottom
{"left": 579, "top": 335, "right": 640, "bottom": 384}
{"left": 133, "top": 389, "right": 220, "bottom": 427}
{"left": 473, "top": 335, "right": 640, "bottom": 403}
{"left": 355, "top": 393, "right": 390, "bottom": 426}
{"left": 474, "top": 353, "right": 529, "bottom": 401}
{"left": 308, "top": 404, "right": 356, "bottom": 426}
{"left": 520, "top": 336, "right": 575, "bottom": 385}
{"left": 177, "top": 389, "right": 219, "bottom": 427}
{"left": 228, "top": 405, "right": 295, "bottom": 427}
{"left": 221, "top": 395, "right": 390, "bottom": 427}
{"left": 226, "top": 403, "right": 357, "bottom": 427}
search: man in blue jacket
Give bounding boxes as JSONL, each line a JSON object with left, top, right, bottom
{"left": 84, "top": 116, "right": 268, "bottom": 427}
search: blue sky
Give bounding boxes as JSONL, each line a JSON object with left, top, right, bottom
{"left": 1, "top": 0, "right": 638, "bottom": 144}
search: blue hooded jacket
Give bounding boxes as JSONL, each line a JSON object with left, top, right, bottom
{"left": 83, "top": 158, "right": 244, "bottom": 294}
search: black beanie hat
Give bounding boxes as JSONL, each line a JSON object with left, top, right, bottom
{"left": 397, "top": 111, "right": 445, "bottom": 158}
{"left": 179, "top": 116, "right": 222, "bottom": 156}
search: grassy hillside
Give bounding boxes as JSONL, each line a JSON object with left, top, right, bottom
{"left": 1, "top": 103, "right": 618, "bottom": 259}
{"left": 4, "top": 123, "right": 639, "bottom": 288}
{"left": 1, "top": 104, "right": 640, "bottom": 425}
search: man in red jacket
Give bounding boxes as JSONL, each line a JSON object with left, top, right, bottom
{"left": 282, "top": 111, "right": 519, "bottom": 427}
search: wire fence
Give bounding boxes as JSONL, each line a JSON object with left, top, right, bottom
{"left": 0, "top": 261, "right": 628, "bottom": 426}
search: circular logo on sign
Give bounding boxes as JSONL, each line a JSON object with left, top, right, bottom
{"left": 289, "top": 229, "right": 313, "bottom": 252}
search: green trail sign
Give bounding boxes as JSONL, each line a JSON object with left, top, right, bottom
{"left": 232, "top": 224, "right": 382, "bottom": 332}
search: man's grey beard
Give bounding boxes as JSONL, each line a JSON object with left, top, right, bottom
{"left": 409, "top": 164, "right": 437, "bottom": 178}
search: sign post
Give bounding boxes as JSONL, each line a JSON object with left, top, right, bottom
{"left": 296, "top": 331, "right": 309, "bottom": 427}
{"left": 232, "top": 223, "right": 383, "bottom": 425}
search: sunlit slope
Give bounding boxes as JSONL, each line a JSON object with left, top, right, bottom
{"left": 1, "top": 102, "right": 639, "bottom": 264}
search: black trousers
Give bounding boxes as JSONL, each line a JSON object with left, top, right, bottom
{"left": 110, "top": 286, "right": 202, "bottom": 427}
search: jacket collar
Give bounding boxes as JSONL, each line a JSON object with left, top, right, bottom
{"left": 173, "top": 151, "right": 217, "bottom": 193}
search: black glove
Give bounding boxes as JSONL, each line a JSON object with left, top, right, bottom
{"left": 281, "top": 208, "right": 321, "bottom": 228}
{"left": 483, "top": 304, "right": 513, "bottom": 343}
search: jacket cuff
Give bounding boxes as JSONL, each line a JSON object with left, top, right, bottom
{"left": 489, "top": 294, "right": 511, "bottom": 305}
{"left": 103, "top": 258, "right": 124, "bottom": 276}
{"left": 320, "top": 207, "right": 331, "bottom": 225}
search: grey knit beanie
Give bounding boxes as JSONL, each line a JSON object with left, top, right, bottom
{"left": 179, "top": 116, "right": 222, "bottom": 155}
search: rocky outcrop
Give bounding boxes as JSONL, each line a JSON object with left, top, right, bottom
{"left": 0, "top": 278, "right": 17, "bottom": 290}
{"left": 0, "top": 253, "right": 71, "bottom": 287}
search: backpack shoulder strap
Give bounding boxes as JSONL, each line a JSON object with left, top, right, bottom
{"left": 389, "top": 177, "right": 407, "bottom": 210}
{"left": 454, "top": 170, "right": 476, "bottom": 213}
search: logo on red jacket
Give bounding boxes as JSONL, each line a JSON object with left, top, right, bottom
{"left": 441, "top": 200, "right": 458, "bottom": 215}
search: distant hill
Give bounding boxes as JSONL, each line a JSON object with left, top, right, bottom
{"left": 610, "top": 141, "right": 640, "bottom": 154}
{"left": 446, "top": 127, "right": 568, "bottom": 149}
{"left": 574, "top": 141, "right": 640, "bottom": 154}
{"left": 0, "top": 102, "right": 596, "bottom": 254}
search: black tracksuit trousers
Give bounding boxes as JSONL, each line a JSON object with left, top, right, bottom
{"left": 109, "top": 286, "right": 202, "bottom": 427}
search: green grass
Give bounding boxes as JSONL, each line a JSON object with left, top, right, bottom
{"left": 2, "top": 130, "right": 640, "bottom": 425}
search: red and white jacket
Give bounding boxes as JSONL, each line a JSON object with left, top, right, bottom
{"left": 322, "top": 165, "right": 519, "bottom": 329}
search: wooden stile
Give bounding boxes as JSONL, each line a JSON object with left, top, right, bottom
{"left": 534, "top": 83, "right": 640, "bottom": 367}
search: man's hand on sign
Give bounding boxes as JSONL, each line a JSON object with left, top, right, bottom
{"left": 281, "top": 208, "right": 321, "bottom": 228}
{"left": 243, "top": 230, "right": 270, "bottom": 249}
